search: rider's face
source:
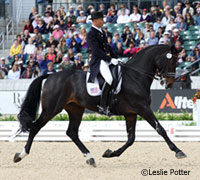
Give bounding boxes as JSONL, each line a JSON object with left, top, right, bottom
{"left": 93, "top": 18, "right": 104, "bottom": 28}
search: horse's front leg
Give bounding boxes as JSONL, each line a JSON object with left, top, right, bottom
{"left": 103, "top": 114, "right": 137, "bottom": 158}
{"left": 141, "top": 107, "right": 186, "bottom": 159}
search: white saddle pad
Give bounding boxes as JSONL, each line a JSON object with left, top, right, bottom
{"left": 86, "top": 66, "right": 122, "bottom": 96}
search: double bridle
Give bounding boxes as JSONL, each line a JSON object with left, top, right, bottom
{"left": 120, "top": 52, "right": 177, "bottom": 82}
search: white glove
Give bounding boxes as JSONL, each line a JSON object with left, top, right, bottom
{"left": 117, "top": 58, "right": 123, "bottom": 63}
{"left": 111, "top": 58, "right": 118, "bottom": 65}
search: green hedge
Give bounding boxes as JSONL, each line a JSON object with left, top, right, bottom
{"left": 0, "top": 111, "right": 193, "bottom": 121}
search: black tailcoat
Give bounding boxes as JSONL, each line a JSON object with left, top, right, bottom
{"left": 87, "top": 26, "right": 117, "bottom": 81}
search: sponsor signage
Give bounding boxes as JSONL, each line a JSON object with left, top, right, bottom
{"left": 151, "top": 90, "right": 197, "bottom": 113}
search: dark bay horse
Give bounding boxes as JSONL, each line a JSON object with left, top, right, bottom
{"left": 14, "top": 45, "right": 186, "bottom": 166}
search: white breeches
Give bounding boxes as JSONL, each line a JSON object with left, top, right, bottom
{"left": 100, "top": 60, "right": 113, "bottom": 85}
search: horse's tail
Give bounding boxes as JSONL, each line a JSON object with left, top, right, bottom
{"left": 18, "top": 74, "right": 50, "bottom": 132}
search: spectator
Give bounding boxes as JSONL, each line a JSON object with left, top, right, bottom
{"left": 76, "top": 5, "right": 84, "bottom": 17}
{"left": 43, "top": 62, "right": 56, "bottom": 75}
{"left": 9, "top": 39, "right": 23, "bottom": 60}
{"left": 59, "top": 19, "right": 68, "bottom": 33}
{"left": 37, "top": 18, "right": 47, "bottom": 34}
{"left": 106, "top": 10, "right": 118, "bottom": 23}
{"left": 69, "top": 35, "right": 81, "bottom": 53}
{"left": 7, "top": 63, "right": 20, "bottom": 80}
{"left": 46, "top": 20, "right": 54, "bottom": 33}
{"left": 165, "top": 18, "right": 176, "bottom": 32}
{"left": 185, "top": 13, "right": 194, "bottom": 27}
{"left": 65, "top": 16, "right": 73, "bottom": 28}
{"left": 67, "top": 48, "right": 75, "bottom": 62}
{"left": 52, "top": 15, "right": 59, "bottom": 25}
{"left": 195, "top": 5, "right": 200, "bottom": 25}
{"left": 123, "top": 42, "right": 136, "bottom": 57}
{"left": 156, "top": 27, "right": 164, "bottom": 40}
{"left": 11, "top": 55, "right": 21, "bottom": 66}
{"left": 117, "top": 9, "right": 129, "bottom": 24}
{"left": 45, "top": 5, "right": 54, "bottom": 17}
{"left": 140, "top": 9, "right": 150, "bottom": 23}
{"left": 135, "top": 29, "right": 145, "bottom": 47}
{"left": 146, "top": 30, "right": 158, "bottom": 45}
{"left": 129, "top": 6, "right": 141, "bottom": 23}
{"left": 76, "top": 11, "right": 86, "bottom": 24}
{"left": 55, "top": 9, "right": 64, "bottom": 22}
{"left": 59, "top": 6, "right": 66, "bottom": 18}
{"left": 159, "top": 31, "right": 171, "bottom": 45}
{"left": 107, "top": 36, "right": 116, "bottom": 50}
{"left": 176, "top": 16, "right": 187, "bottom": 31}
{"left": 182, "top": 1, "right": 194, "bottom": 18}
{"left": 86, "top": 4, "right": 95, "bottom": 16}
{"left": 79, "top": 26, "right": 87, "bottom": 40}
{"left": 17, "top": 60, "right": 25, "bottom": 76}
{"left": 65, "top": 9, "right": 76, "bottom": 25}
{"left": 117, "top": 4, "right": 130, "bottom": 16}
{"left": 0, "top": 57, "right": 9, "bottom": 78}
{"left": 29, "top": 7, "right": 38, "bottom": 23}
{"left": 106, "top": 4, "right": 115, "bottom": 17}
{"left": 86, "top": 8, "right": 95, "bottom": 24}
{"left": 73, "top": 53, "right": 84, "bottom": 70}
{"left": 142, "top": 22, "right": 151, "bottom": 41}
{"left": 153, "top": 18, "right": 162, "bottom": 32}
{"left": 103, "top": 26, "right": 112, "bottom": 39}
{"left": 46, "top": 46, "right": 57, "bottom": 63}
{"left": 55, "top": 51, "right": 63, "bottom": 64}
{"left": 121, "top": 25, "right": 132, "bottom": 42}
{"left": 57, "top": 37, "right": 68, "bottom": 54}
{"left": 21, "top": 64, "right": 32, "bottom": 79}
{"left": 33, "top": 28, "right": 43, "bottom": 46}
{"left": 150, "top": 6, "right": 162, "bottom": 22}
{"left": 16, "top": 34, "right": 25, "bottom": 48}
{"left": 112, "top": 32, "right": 123, "bottom": 45}
{"left": 24, "top": 38, "right": 36, "bottom": 59}
{"left": 52, "top": 25, "right": 64, "bottom": 40}
{"left": 187, "top": 46, "right": 200, "bottom": 73}
{"left": 136, "top": 40, "right": 147, "bottom": 53}
{"left": 114, "top": 42, "right": 124, "bottom": 57}
{"left": 175, "top": 40, "right": 186, "bottom": 64}
{"left": 43, "top": 11, "right": 53, "bottom": 24}
{"left": 32, "top": 14, "right": 40, "bottom": 29}
{"left": 99, "top": 3, "right": 107, "bottom": 16}
{"left": 161, "top": 11, "right": 174, "bottom": 28}
{"left": 35, "top": 45, "right": 45, "bottom": 63}
{"left": 39, "top": 56, "right": 51, "bottom": 72}
{"left": 171, "top": 28, "right": 183, "bottom": 45}
{"left": 24, "top": 20, "right": 34, "bottom": 33}
{"left": 23, "top": 30, "right": 31, "bottom": 45}
{"left": 171, "top": 5, "right": 181, "bottom": 18}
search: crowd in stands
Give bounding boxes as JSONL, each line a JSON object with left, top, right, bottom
{"left": 0, "top": 0, "right": 200, "bottom": 80}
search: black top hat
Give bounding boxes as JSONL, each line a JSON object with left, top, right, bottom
{"left": 90, "top": 11, "right": 104, "bottom": 20}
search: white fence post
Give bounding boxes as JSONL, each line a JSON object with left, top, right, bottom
{"left": 193, "top": 99, "right": 200, "bottom": 126}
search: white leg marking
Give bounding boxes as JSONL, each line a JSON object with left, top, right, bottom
{"left": 19, "top": 148, "right": 28, "bottom": 159}
{"left": 83, "top": 153, "right": 93, "bottom": 160}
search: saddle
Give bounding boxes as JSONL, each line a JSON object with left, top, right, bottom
{"left": 86, "top": 64, "right": 122, "bottom": 113}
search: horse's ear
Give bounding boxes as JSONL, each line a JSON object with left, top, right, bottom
{"left": 170, "top": 44, "right": 178, "bottom": 54}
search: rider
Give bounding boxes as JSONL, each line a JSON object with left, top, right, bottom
{"left": 87, "top": 11, "right": 118, "bottom": 115}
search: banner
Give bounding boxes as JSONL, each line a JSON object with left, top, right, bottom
{"left": 151, "top": 90, "right": 197, "bottom": 113}
{"left": 0, "top": 90, "right": 198, "bottom": 114}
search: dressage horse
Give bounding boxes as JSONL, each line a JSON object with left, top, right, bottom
{"left": 14, "top": 45, "right": 186, "bottom": 166}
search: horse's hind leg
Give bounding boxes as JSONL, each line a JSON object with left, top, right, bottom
{"left": 103, "top": 114, "right": 137, "bottom": 158}
{"left": 141, "top": 108, "right": 186, "bottom": 159}
{"left": 65, "top": 104, "right": 96, "bottom": 167}
{"left": 14, "top": 112, "right": 54, "bottom": 163}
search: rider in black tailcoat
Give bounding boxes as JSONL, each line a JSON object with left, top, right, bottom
{"left": 87, "top": 11, "right": 118, "bottom": 115}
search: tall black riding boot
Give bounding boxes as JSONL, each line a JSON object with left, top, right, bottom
{"left": 98, "top": 82, "right": 112, "bottom": 116}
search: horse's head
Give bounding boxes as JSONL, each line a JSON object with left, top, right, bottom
{"left": 155, "top": 45, "right": 178, "bottom": 89}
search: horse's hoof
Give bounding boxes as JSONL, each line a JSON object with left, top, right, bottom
{"left": 86, "top": 158, "right": 96, "bottom": 167}
{"left": 13, "top": 153, "right": 22, "bottom": 163}
{"left": 176, "top": 151, "right": 187, "bottom": 159}
{"left": 102, "top": 149, "right": 113, "bottom": 158}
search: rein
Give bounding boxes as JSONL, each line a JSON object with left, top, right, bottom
{"left": 120, "top": 62, "right": 161, "bottom": 80}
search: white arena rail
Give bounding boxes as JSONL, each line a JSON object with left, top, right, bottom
{"left": 0, "top": 121, "right": 200, "bottom": 142}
